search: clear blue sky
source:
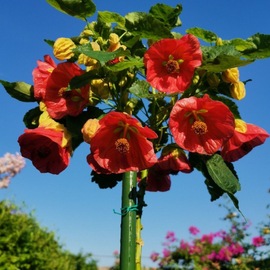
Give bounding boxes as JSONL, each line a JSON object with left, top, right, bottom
{"left": 1, "top": 0, "right": 270, "bottom": 267}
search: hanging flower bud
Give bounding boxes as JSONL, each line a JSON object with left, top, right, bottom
{"left": 90, "top": 79, "right": 110, "bottom": 99}
{"left": 53, "top": 37, "right": 76, "bottom": 61}
{"left": 230, "top": 81, "right": 246, "bottom": 100}
{"left": 81, "top": 118, "right": 101, "bottom": 144}
{"left": 216, "top": 37, "right": 223, "bottom": 46}
{"left": 221, "top": 68, "right": 239, "bottom": 84}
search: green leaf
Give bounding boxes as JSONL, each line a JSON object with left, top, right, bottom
{"left": 186, "top": 27, "right": 217, "bottom": 43}
{"left": 107, "top": 57, "right": 144, "bottom": 72}
{"left": 226, "top": 38, "right": 257, "bottom": 52}
{"left": 97, "top": 11, "right": 125, "bottom": 28}
{"left": 149, "top": 3, "right": 182, "bottom": 29}
{"left": 204, "top": 178, "right": 225, "bottom": 201}
{"left": 74, "top": 44, "right": 130, "bottom": 65}
{"left": 243, "top": 33, "right": 270, "bottom": 59}
{"left": 46, "top": 0, "right": 96, "bottom": 20}
{"left": 69, "top": 69, "right": 101, "bottom": 89}
{"left": 129, "top": 80, "right": 151, "bottom": 98}
{"left": 23, "top": 107, "right": 42, "bottom": 129}
{"left": 201, "top": 45, "right": 254, "bottom": 72}
{"left": 125, "top": 12, "right": 173, "bottom": 40}
{"left": 0, "top": 80, "right": 35, "bottom": 102}
{"left": 206, "top": 154, "right": 241, "bottom": 195}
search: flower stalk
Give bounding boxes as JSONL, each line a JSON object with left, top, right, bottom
{"left": 120, "top": 171, "right": 137, "bottom": 270}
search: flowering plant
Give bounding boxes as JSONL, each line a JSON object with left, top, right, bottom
{"left": 151, "top": 200, "right": 270, "bottom": 270}
{"left": 1, "top": 0, "right": 270, "bottom": 268}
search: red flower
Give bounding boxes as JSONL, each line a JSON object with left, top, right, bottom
{"left": 169, "top": 94, "right": 235, "bottom": 155}
{"left": 18, "top": 127, "right": 71, "bottom": 174}
{"left": 87, "top": 111, "right": 158, "bottom": 174}
{"left": 144, "top": 34, "right": 202, "bottom": 94}
{"left": 221, "top": 119, "right": 269, "bottom": 162}
{"left": 145, "top": 165, "right": 171, "bottom": 192}
{"left": 44, "top": 62, "right": 90, "bottom": 119}
{"left": 158, "top": 144, "right": 193, "bottom": 174}
{"left": 32, "top": 55, "right": 57, "bottom": 100}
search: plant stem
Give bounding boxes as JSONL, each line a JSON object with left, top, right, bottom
{"left": 120, "top": 171, "right": 137, "bottom": 270}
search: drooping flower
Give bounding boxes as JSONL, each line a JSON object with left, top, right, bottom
{"left": 158, "top": 144, "right": 193, "bottom": 174}
{"left": 144, "top": 34, "right": 202, "bottom": 94}
{"left": 87, "top": 111, "right": 158, "bottom": 174}
{"left": 32, "top": 55, "right": 57, "bottom": 100}
{"left": 44, "top": 62, "right": 90, "bottom": 119}
{"left": 169, "top": 94, "right": 235, "bottom": 155}
{"left": 221, "top": 119, "right": 269, "bottom": 162}
{"left": 18, "top": 111, "right": 72, "bottom": 174}
{"left": 53, "top": 37, "right": 76, "bottom": 61}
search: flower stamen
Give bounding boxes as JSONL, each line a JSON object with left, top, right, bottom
{"left": 191, "top": 120, "right": 208, "bottom": 135}
{"left": 115, "top": 138, "right": 130, "bottom": 153}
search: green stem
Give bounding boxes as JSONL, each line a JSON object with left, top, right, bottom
{"left": 120, "top": 171, "right": 137, "bottom": 270}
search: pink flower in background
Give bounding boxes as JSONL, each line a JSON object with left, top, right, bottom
{"left": 252, "top": 236, "right": 265, "bottom": 247}
{"left": 189, "top": 226, "right": 200, "bottom": 235}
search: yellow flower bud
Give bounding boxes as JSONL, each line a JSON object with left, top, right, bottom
{"left": 53, "top": 37, "right": 76, "bottom": 61}
{"left": 234, "top": 119, "right": 247, "bottom": 133}
{"left": 222, "top": 68, "right": 239, "bottom": 83}
{"left": 91, "top": 79, "right": 110, "bottom": 99}
{"left": 81, "top": 118, "right": 100, "bottom": 143}
{"left": 109, "top": 33, "right": 120, "bottom": 45}
{"left": 216, "top": 37, "right": 223, "bottom": 46}
{"left": 230, "top": 81, "right": 246, "bottom": 100}
{"left": 263, "top": 227, "right": 270, "bottom": 234}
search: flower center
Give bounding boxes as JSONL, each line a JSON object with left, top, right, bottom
{"left": 115, "top": 138, "right": 130, "bottom": 153}
{"left": 191, "top": 120, "right": 208, "bottom": 135}
{"left": 164, "top": 56, "right": 184, "bottom": 74}
{"left": 37, "top": 146, "right": 51, "bottom": 158}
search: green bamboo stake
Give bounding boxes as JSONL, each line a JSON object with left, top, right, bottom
{"left": 120, "top": 171, "right": 137, "bottom": 270}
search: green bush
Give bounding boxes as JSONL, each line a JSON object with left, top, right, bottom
{"left": 0, "top": 200, "right": 98, "bottom": 270}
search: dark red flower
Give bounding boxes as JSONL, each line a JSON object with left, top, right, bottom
{"left": 32, "top": 55, "right": 57, "bottom": 100}
{"left": 221, "top": 119, "right": 269, "bottom": 162}
{"left": 44, "top": 62, "right": 90, "bottom": 119}
{"left": 144, "top": 34, "right": 202, "bottom": 94}
{"left": 18, "top": 126, "right": 71, "bottom": 174}
{"left": 169, "top": 94, "right": 235, "bottom": 155}
{"left": 158, "top": 144, "right": 193, "bottom": 174}
{"left": 144, "top": 164, "right": 171, "bottom": 192}
{"left": 87, "top": 111, "right": 158, "bottom": 174}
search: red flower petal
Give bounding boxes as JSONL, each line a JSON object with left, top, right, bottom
{"left": 144, "top": 34, "right": 202, "bottom": 94}
{"left": 169, "top": 94, "right": 235, "bottom": 155}
{"left": 45, "top": 62, "right": 90, "bottom": 119}
{"left": 221, "top": 123, "right": 269, "bottom": 162}
{"left": 18, "top": 127, "right": 70, "bottom": 174}
{"left": 87, "top": 112, "right": 158, "bottom": 174}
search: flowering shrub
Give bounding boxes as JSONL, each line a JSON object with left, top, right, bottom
{"left": 151, "top": 201, "right": 270, "bottom": 270}
{"left": 0, "top": 153, "right": 25, "bottom": 189}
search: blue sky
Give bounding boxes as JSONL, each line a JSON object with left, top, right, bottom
{"left": 1, "top": 0, "right": 270, "bottom": 267}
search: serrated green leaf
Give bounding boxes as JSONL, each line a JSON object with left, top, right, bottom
{"left": 0, "top": 80, "right": 35, "bottom": 102}
{"left": 186, "top": 27, "right": 217, "bottom": 43}
{"left": 97, "top": 11, "right": 125, "bottom": 28}
{"left": 74, "top": 44, "right": 130, "bottom": 65}
{"left": 149, "top": 3, "right": 182, "bottom": 29}
{"left": 107, "top": 57, "right": 144, "bottom": 72}
{"left": 206, "top": 154, "right": 241, "bottom": 194}
{"left": 129, "top": 80, "right": 151, "bottom": 98}
{"left": 243, "top": 33, "right": 270, "bottom": 59}
{"left": 125, "top": 12, "right": 173, "bottom": 40}
{"left": 46, "top": 0, "right": 96, "bottom": 20}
